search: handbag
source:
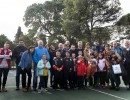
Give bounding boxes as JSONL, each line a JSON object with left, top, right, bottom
{"left": 112, "top": 64, "right": 122, "bottom": 74}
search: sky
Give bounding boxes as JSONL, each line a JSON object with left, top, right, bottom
{"left": 0, "top": 0, "right": 130, "bottom": 41}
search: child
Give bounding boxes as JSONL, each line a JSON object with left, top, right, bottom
{"left": 71, "top": 53, "right": 77, "bottom": 88}
{"left": 63, "top": 51, "right": 74, "bottom": 89}
{"left": 37, "top": 54, "right": 51, "bottom": 93}
{"left": 53, "top": 51, "right": 64, "bottom": 89}
{"left": 86, "top": 61, "right": 97, "bottom": 87}
{"left": 97, "top": 53, "right": 107, "bottom": 88}
{"left": 76, "top": 55, "right": 86, "bottom": 89}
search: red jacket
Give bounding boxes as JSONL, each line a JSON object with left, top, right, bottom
{"left": 76, "top": 60, "right": 86, "bottom": 76}
{"left": 0, "top": 48, "right": 12, "bottom": 68}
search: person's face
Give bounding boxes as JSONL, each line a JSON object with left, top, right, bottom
{"left": 105, "top": 46, "right": 110, "bottom": 51}
{"left": 29, "top": 48, "right": 34, "bottom": 54}
{"left": 66, "top": 52, "right": 70, "bottom": 57}
{"left": 78, "top": 51, "right": 82, "bottom": 56}
{"left": 72, "top": 53, "right": 76, "bottom": 58}
{"left": 4, "top": 43, "right": 10, "bottom": 50}
{"left": 42, "top": 55, "right": 47, "bottom": 60}
{"left": 113, "top": 42, "right": 117, "bottom": 48}
{"left": 98, "top": 54, "right": 103, "bottom": 59}
{"left": 125, "top": 41, "right": 130, "bottom": 48}
{"left": 90, "top": 55, "right": 94, "bottom": 59}
{"left": 71, "top": 46, "right": 75, "bottom": 50}
{"left": 78, "top": 42, "right": 83, "bottom": 48}
{"left": 38, "top": 41, "right": 43, "bottom": 46}
{"left": 95, "top": 41, "right": 99, "bottom": 46}
{"left": 59, "top": 44, "right": 63, "bottom": 49}
{"left": 86, "top": 44, "right": 90, "bottom": 49}
{"left": 56, "top": 52, "right": 61, "bottom": 57}
{"left": 19, "top": 41, "right": 24, "bottom": 46}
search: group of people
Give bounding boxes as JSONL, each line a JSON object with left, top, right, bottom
{"left": 0, "top": 39, "right": 130, "bottom": 93}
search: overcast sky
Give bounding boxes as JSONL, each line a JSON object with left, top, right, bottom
{"left": 0, "top": 0, "right": 130, "bottom": 41}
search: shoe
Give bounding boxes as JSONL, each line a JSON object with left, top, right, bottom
{"left": 2, "top": 87, "right": 7, "bottom": 92}
{"left": 22, "top": 88, "right": 27, "bottom": 92}
{"left": 27, "top": 87, "right": 32, "bottom": 92}
{"left": 44, "top": 88, "right": 48, "bottom": 92}
{"left": 115, "top": 87, "right": 120, "bottom": 91}
{"left": 0, "top": 87, "right": 1, "bottom": 92}
{"left": 109, "top": 86, "right": 115, "bottom": 90}
{"left": 33, "top": 88, "right": 37, "bottom": 91}
{"left": 16, "top": 87, "right": 20, "bottom": 91}
{"left": 38, "top": 89, "right": 42, "bottom": 93}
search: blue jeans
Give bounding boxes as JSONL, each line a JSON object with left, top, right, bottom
{"left": 33, "top": 64, "right": 38, "bottom": 90}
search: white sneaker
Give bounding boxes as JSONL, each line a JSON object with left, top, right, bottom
{"left": 38, "top": 89, "right": 42, "bottom": 93}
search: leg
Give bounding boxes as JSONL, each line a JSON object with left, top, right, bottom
{"left": 26, "top": 68, "right": 32, "bottom": 88}
{"left": 21, "top": 69, "right": 26, "bottom": 88}
{"left": 33, "top": 67, "right": 37, "bottom": 91}
{"left": 16, "top": 66, "right": 21, "bottom": 90}
{"left": 0, "top": 69, "right": 3, "bottom": 91}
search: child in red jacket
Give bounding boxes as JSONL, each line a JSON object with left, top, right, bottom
{"left": 76, "top": 55, "right": 86, "bottom": 89}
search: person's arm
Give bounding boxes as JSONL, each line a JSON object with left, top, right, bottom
{"left": 46, "top": 62, "right": 51, "bottom": 69}
{"left": 37, "top": 60, "right": 43, "bottom": 69}
{"left": 18, "top": 52, "right": 26, "bottom": 69}
{"left": 115, "top": 52, "right": 122, "bottom": 62}
{"left": 33, "top": 48, "right": 38, "bottom": 64}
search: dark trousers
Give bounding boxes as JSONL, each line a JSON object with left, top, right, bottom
{"left": 39, "top": 76, "right": 48, "bottom": 89}
{"left": 109, "top": 72, "right": 121, "bottom": 87}
{"left": 64, "top": 71, "right": 74, "bottom": 89}
{"left": 0, "top": 68, "right": 9, "bottom": 87}
{"left": 50, "top": 68, "right": 54, "bottom": 86}
{"left": 33, "top": 64, "right": 38, "bottom": 90}
{"left": 53, "top": 71, "right": 64, "bottom": 89}
{"left": 21, "top": 68, "right": 32, "bottom": 88}
{"left": 99, "top": 71, "right": 107, "bottom": 85}
{"left": 93, "top": 72, "right": 99, "bottom": 86}
{"left": 16, "top": 66, "right": 23, "bottom": 88}
{"left": 77, "top": 76, "right": 84, "bottom": 88}
{"left": 73, "top": 71, "right": 77, "bottom": 87}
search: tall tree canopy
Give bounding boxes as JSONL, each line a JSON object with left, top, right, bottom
{"left": 62, "top": 0, "right": 121, "bottom": 43}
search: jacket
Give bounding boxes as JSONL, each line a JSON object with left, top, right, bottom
{"left": 18, "top": 50, "right": 33, "bottom": 69}
{"left": 37, "top": 59, "right": 51, "bottom": 76}
{"left": 76, "top": 60, "right": 86, "bottom": 76}
{"left": 33, "top": 46, "right": 50, "bottom": 64}
{"left": 0, "top": 48, "right": 12, "bottom": 68}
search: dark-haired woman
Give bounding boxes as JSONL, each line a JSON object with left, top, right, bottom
{"left": 18, "top": 46, "right": 35, "bottom": 92}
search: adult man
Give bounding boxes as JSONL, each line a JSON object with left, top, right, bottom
{"left": 0, "top": 42, "right": 12, "bottom": 92}
{"left": 12, "top": 40, "right": 27, "bottom": 90}
{"left": 112, "top": 41, "right": 123, "bottom": 57}
{"left": 57, "top": 43, "right": 66, "bottom": 58}
{"left": 33, "top": 40, "right": 50, "bottom": 91}
{"left": 92, "top": 41, "right": 104, "bottom": 53}
{"left": 76, "top": 41, "right": 84, "bottom": 57}
{"left": 122, "top": 40, "right": 130, "bottom": 90}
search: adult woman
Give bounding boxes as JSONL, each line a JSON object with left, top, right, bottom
{"left": 18, "top": 46, "right": 35, "bottom": 92}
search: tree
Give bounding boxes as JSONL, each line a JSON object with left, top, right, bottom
{"left": 14, "top": 26, "right": 23, "bottom": 43}
{"left": 0, "top": 34, "right": 16, "bottom": 50}
{"left": 62, "top": 0, "right": 121, "bottom": 43}
{"left": 23, "top": 0, "right": 65, "bottom": 44}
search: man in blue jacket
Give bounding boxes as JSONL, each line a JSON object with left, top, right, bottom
{"left": 33, "top": 40, "right": 50, "bottom": 91}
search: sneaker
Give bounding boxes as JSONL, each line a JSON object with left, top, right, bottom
{"left": 115, "top": 87, "right": 120, "bottom": 91}
{"left": 27, "top": 87, "right": 32, "bottom": 92}
{"left": 2, "top": 87, "right": 7, "bottom": 92}
{"left": 22, "top": 88, "right": 27, "bottom": 92}
{"left": 44, "top": 88, "right": 48, "bottom": 92}
{"left": 38, "top": 89, "right": 42, "bottom": 93}
{"left": 16, "top": 87, "right": 20, "bottom": 91}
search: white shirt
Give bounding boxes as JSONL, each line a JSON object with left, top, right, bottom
{"left": 98, "top": 58, "right": 106, "bottom": 71}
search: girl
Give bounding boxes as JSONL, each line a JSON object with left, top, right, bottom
{"left": 97, "top": 53, "right": 107, "bottom": 88}
{"left": 18, "top": 46, "right": 35, "bottom": 92}
{"left": 76, "top": 55, "right": 86, "bottom": 89}
{"left": 37, "top": 54, "right": 51, "bottom": 93}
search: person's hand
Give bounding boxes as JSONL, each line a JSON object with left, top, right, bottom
{"left": 21, "top": 68, "right": 24, "bottom": 70}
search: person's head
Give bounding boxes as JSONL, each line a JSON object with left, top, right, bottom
{"left": 65, "top": 51, "right": 70, "bottom": 58}
{"left": 70, "top": 45, "right": 76, "bottom": 50}
{"left": 78, "top": 51, "right": 83, "bottom": 56}
{"left": 124, "top": 40, "right": 130, "bottom": 48}
{"left": 18, "top": 40, "right": 24, "bottom": 46}
{"left": 58, "top": 43, "right": 63, "bottom": 49}
{"left": 105, "top": 44, "right": 110, "bottom": 51}
{"left": 56, "top": 51, "right": 61, "bottom": 58}
{"left": 112, "top": 41, "right": 118, "bottom": 48}
{"left": 28, "top": 46, "right": 35, "bottom": 54}
{"left": 91, "top": 61, "right": 97, "bottom": 67}
{"left": 45, "top": 44, "right": 49, "bottom": 50}
{"left": 63, "top": 44, "right": 67, "bottom": 49}
{"left": 42, "top": 54, "right": 47, "bottom": 60}
{"left": 85, "top": 42, "right": 90, "bottom": 49}
{"left": 37, "top": 40, "right": 43, "bottom": 47}
{"left": 78, "top": 55, "right": 83, "bottom": 61}
{"left": 90, "top": 53, "right": 94, "bottom": 59}
{"left": 72, "top": 53, "right": 76, "bottom": 58}
{"left": 78, "top": 41, "right": 83, "bottom": 48}
{"left": 98, "top": 53, "right": 104, "bottom": 59}
{"left": 94, "top": 40, "right": 99, "bottom": 46}
{"left": 65, "top": 41, "right": 70, "bottom": 47}
{"left": 4, "top": 41, "right": 10, "bottom": 50}
{"left": 49, "top": 45, "right": 55, "bottom": 50}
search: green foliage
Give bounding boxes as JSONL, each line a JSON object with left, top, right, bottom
{"left": 14, "top": 26, "right": 23, "bottom": 43}
{"left": 0, "top": 34, "right": 16, "bottom": 50}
